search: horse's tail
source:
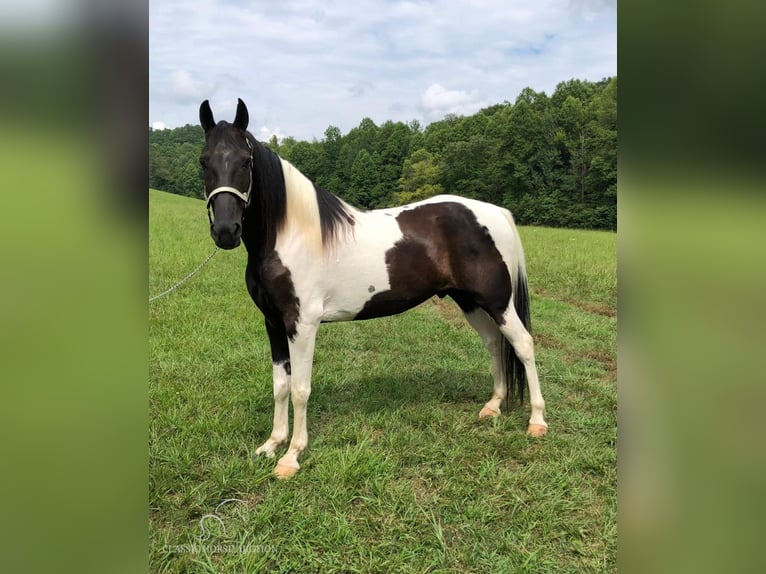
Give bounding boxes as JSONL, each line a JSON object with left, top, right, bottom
{"left": 502, "top": 210, "right": 531, "bottom": 408}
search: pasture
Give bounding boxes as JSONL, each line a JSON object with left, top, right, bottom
{"left": 149, "top": 189, "right": 616, "bottom": 572}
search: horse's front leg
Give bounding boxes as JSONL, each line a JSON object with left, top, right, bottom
{"left": 274, "top": 320, "right": 318, "bottom": 479}
{"left": 255, "top": 318, "right": 291, "bottom": 458}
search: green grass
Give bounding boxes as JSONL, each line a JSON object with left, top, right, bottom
{"left": 520, "top": 226, "right": 617, "bottom": 312}
{"left": 150, "top": 189, "right": 616, "bottom": 573}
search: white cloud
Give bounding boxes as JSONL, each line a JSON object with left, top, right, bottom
{"left": 420, "top": 84, "right": 485, "bottom": 118}
{"left": 169, "top": 69, "right": 208, "bottom": 102}
{"left": 256, "top": 126, "right": 286, "bottom": 143}
{"left": 149, "top": 0, "right": 616, "bottom": 138}
{"left": 151, "top": 121, "right": 167, "bottom": 130}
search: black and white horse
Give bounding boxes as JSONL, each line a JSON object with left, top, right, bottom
{"left": 199, "top": 99, "right": 547, "bottom": 478}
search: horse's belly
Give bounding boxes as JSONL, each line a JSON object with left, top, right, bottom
{"left": 321, "top": 286, "right": 432, "bottom": 322}
{"left": 319, "top": 258, "right": 396, "bottom": 322}
{"left": 318, "top": 214, "right": 403, "bottom": 322}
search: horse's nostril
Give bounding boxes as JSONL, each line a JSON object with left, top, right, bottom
{"left": 233, "top": 222, "right": 241, "bottom": 236}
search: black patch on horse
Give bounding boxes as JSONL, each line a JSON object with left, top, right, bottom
{"left": 355, "top": 202, "right": 511, "bottom": 322}
{"left": 246, "top": 251, "right": 301, "bottom": 342}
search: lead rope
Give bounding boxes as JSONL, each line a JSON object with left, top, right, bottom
{"left": 149, "top": 247, "right": 220, "bottom": 303}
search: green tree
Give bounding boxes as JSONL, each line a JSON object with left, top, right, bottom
{"left": 348, "top": 149, "right": 384, "bottom": 208}
{"left": 585, "top": 77, "right": 617, "bottom": 229}
{"left": 148, "top": 77, "right": 617, "bottom": 230}
{"left": 499, "top": 90, "right": 563, "bottom": 225}
{"left": 441, "top": 135, "right": 496, "bottom": 200}
{"left": 149, "top": 142, "right": 172, "bottom": 191}
{"left": 374, "top": 120, "right": 412, "bottom": 206}
{"left": 178, "top": 159, "right": 203, "bottom": 198}
{"left": 281, "top": 140, "right": 324, "bottom": 182}
{"left": 395, "top": 148, "right": 444, "bottom": 204}
{"left": 423, "top": 114, "right": 461, "bottom": 153}
{"left": 320, "top": 125, "right": 344, "bottom": 192}
{"left": 557, "top": 94, "right": 589, "bottom": 203}
{"left": 331, "top": 117, "right": 380, "bottom": 199}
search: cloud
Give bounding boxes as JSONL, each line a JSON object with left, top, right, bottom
{"left": 256, "top": 126, "right": 286, "bottom": 143}
{"left": 151, "top": 121, "right": 167, "bottom": 130}
{"left": 419, "top": 84, "right": 485, "bottom": 118}
{"left": 149, "top": 0, "right": 616, "bottom": 138}
{"left": 349, "top": 80, "right": 374, "bottom": 98}
{"left": 169, "top": 69, "right": 208, "bottom": 102}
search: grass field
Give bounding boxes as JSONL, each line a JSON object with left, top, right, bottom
{"left": 149, "top": 189, "right": 616, "bottom": 573}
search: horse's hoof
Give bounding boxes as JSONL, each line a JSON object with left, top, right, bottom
{"left": 274, "top": 462, "right": 299, "bottom": 479}
{"left": 526, "top": 423, "right": 548, "bottom": 437}
{"left": 255, "top": 446, "right": 276, "bottom": 458}
{"left": 479, "top": 406, "right": 500, "bottom": 419}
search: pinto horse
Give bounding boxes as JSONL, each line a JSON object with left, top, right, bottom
{"left": 199, "top": 99, "right": 547, "bottom": 478}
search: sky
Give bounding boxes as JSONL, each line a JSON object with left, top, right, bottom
{"left": 150, "top": 0, "right": 616, "bottom": 142}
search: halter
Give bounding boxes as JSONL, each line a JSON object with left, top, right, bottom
{"left": 206, "top": 137, "right": 254, "bottom": 224}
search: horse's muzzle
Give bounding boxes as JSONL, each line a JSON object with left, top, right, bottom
{"left": 210, "top": 221, "right": 242, "bottom": 250}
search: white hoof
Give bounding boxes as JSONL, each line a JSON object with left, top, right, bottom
{"left": 479, "top": 405, "right": 500, "bottom": 419}
{"left": 274, "top": 459, "right": 300, "bottom": 479}
{"left": 526, "top": 423, "right": 548, "bottom": 437}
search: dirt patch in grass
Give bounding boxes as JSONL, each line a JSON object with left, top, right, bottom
{"left": 534, "top": 287, "right": 617, "bottom": 318}
{"left": 239, "top": 493, "right": 266, "bottom": 508}
{"left": 585, "top": 348, "right": 617, "bottom": 381}
{"left": 427, "top": 288, "right": 616, "bottom": 323}
{"left": 426, "top": 296, "right": 470, "bottom": 330}
{"left": 535, "top": 332, "right": 616, "bottom": 384}
{"left": 426, "top": 296, "right": 617, "bottom": 384}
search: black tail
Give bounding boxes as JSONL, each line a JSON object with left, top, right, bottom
{"left": 503, "top": 264, "right": 531, "bottom": 409}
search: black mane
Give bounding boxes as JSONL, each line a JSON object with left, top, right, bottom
{"left": 244, "top": 133, "right": 287, "bottom": 251}
{"left": 313, "top": 183, "right": 356, "bottom": 245}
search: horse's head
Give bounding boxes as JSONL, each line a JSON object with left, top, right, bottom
{"left": 198, "top": 98, "right": 253, "bottom": 249}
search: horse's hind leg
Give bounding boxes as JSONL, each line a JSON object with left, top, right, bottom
{"left": 498, "top": 308, "right": 548, "bottom": 436}
{"left": 461, "top": 308, "right": 507, "bottom": 419}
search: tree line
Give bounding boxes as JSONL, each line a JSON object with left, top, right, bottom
{"left": 149, "top": 76, "right": 616, "bottom": 230}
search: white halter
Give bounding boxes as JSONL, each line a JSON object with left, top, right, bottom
{"left": 206, "top": 184, "right": 251, "bottom": 208}
{"left": 206, "top": 137, "right": 254, "bottom": 220}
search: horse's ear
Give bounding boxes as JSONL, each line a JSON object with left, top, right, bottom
{"left": 233, "top": 98, "right": 249, "bottom": 131}
{"left": 199, "top": 100, "right": 215, "bottom": 132}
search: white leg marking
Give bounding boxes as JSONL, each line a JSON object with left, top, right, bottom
{"left": 463, "top": 309, "right": 506, "bottom": 417}
{"left": 499, "top": 309, "right": 548, "bottom": 433}
{"left": 255, "top": 361, "right": 291, "bottom": 458}
{"left": 275, "top": 322, "right": 318, "bottom": 478}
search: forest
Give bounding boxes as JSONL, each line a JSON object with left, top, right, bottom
{"left": 149, "top": 76, "right": 616, "bottom": 230}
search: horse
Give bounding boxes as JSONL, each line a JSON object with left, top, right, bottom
{"left": 198, "top": 98, "right": 548, "bottom": 478}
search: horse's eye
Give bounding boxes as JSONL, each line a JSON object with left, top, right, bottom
{"left": 242, "top": 159, "right": 252, "bottom": 169}
{"left": 199, "top": 158, "right": 207, "bottom": 168}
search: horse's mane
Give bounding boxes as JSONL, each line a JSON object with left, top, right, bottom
{"left": 315, "top": 182, "right": 356, "bottom": 246}
{"left": 246, "top": 134, "right": 288, "bottom": 248}
{"left": 248, "top": 133, "right": 355, "bottom": 253}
